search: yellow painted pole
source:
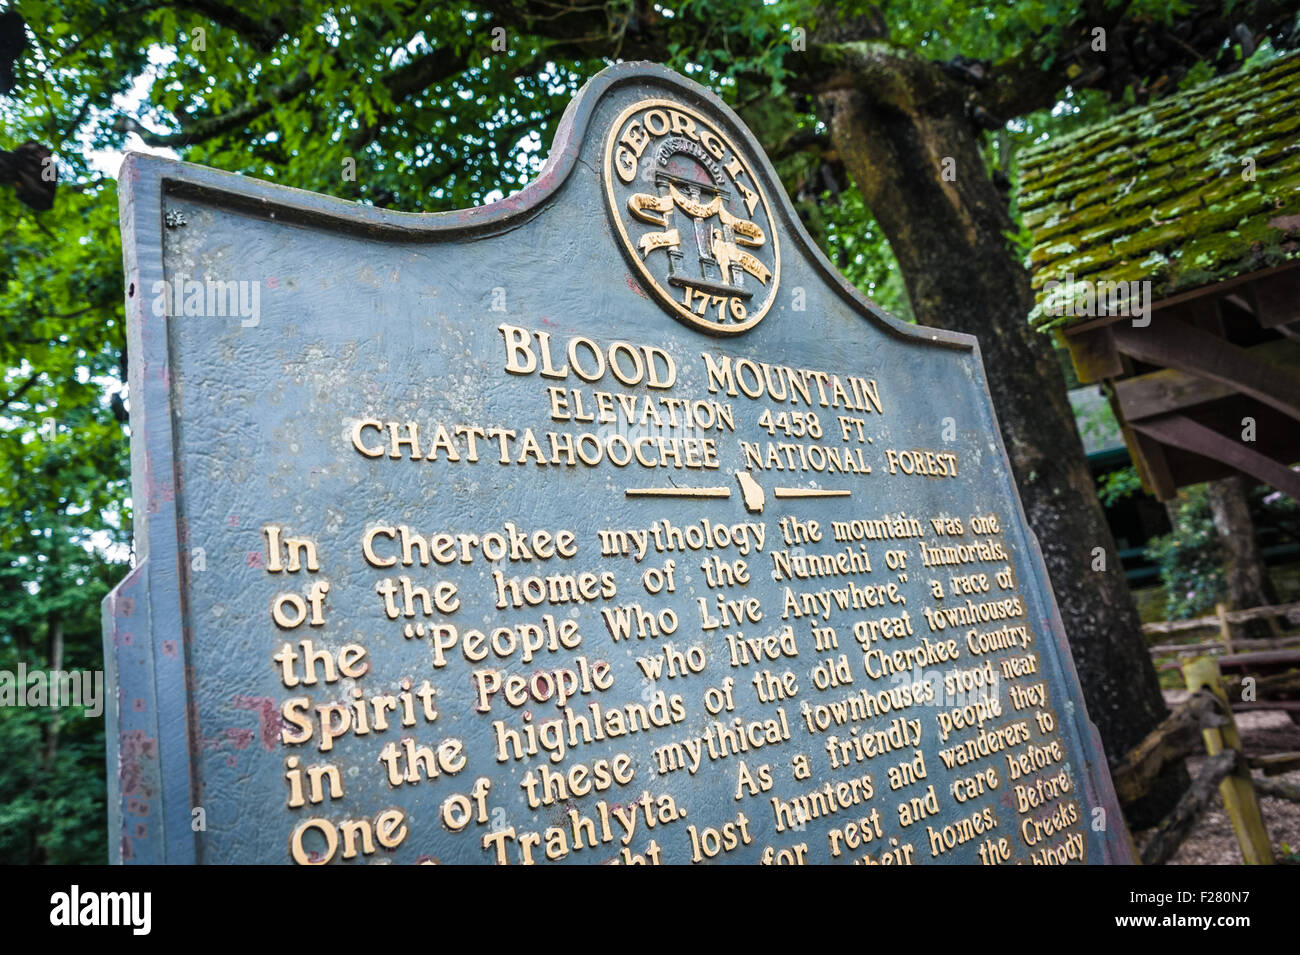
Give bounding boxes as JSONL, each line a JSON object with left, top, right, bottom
{"left": 1216, "top": 602, "right": 1233, "bottom": 655}
{"left": 1182, "top": 656, "right": 1273, "bottom": 864}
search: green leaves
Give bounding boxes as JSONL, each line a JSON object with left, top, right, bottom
{"left": 2, "top": 8, "right": 136, "bottom": 858}
{"left": 1098, "top": 465, "right": 1143, "bottom": 507}
{"left": 1, "top": 0, "right": 1243, "bottom": 863}
{"left": 815, "top": 184, "right": 913, "bottom": 320}
{"left": 1144, "top": 486, "right": 1225, "bottom": 620}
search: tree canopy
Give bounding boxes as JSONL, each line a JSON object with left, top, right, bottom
{"left": 2, "top": 0, "right": 1297, "bottom": 860}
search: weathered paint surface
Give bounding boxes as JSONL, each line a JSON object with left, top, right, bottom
{"left": 105, "top": 62, "right": 1131, "bottom": 864}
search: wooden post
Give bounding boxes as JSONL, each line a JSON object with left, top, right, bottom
{"left": 1181, "top": 656, "right": 1273, "bottom": 864}
{"left": 1216, "top": 602, "right": 1234, "bottom": 655}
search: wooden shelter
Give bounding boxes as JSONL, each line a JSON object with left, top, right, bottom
{"left": 1019, "top": 52, "right": 1300, "bottom": 501}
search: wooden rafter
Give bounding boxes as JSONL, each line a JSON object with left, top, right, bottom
{"left": 1129, "top": 415, "right": 1300, "bottom": 500}
{"left": 1111, "top": 321, "right": 1300, "bottom": 423}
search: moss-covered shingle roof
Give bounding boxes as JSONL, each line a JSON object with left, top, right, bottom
{"left": 1019, "top": 53, "right": 1300, "bottom": 332}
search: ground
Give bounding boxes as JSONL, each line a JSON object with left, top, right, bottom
{"left": 1133, "top": 699, "right": 1300, "bottom": 864}
{"left": 1125, "top": 563, "right": 1300, "bottom": 863}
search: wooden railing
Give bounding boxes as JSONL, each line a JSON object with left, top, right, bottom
{"left": 1113, "top": 657, "right": 1300, "bottom": 865}
{"left": 1144, "top": 600, "right": 1300, "bottom": 656}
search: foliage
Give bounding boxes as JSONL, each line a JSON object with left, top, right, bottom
{"left": 1254, "top": 481, "right": 1300, "bottom": 550}
{"left": 1098, "top": 465, "right": 1143, "bottom": 508}
{"left": 810, "top": 184, "right": 912, "bottom": 319}
{"left": 1, "top": 0, "right": 1287, "bottom": 860}
{"left": 1143, "top": 478, "right": 1300, "bottom": 620}
{"left": 2, "top": 52, "right": 131, "bottom": 859}
{"left": 0, "top": 680, "right": 110, "bottom": 863}
{"left": 1075, "top": 382, "right": 1119, "bottom": 440}
{"left": 1144, "top": 486, "right": 1224, "bottom": 620}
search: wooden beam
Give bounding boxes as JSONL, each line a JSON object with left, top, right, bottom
{"left": 1114, "top": 339, "right": 1300, "bottom": 420}
{"left": 1125, "top": 428, "right": 1178, "bottom": 500}
{"left": 1254, "top": 777, "right": 1300, "bottom": 803}
{"left": 1217, "top": 602, "right": 1234, "bottom": 655}
{"left": 1061, "top": 325, "right": 1122, "bottom": 384}
{"left": 1115, "top": 368, "right": 1235, "bottom": 420}
{"left": 1215, "top": 648, "right": 1300, "bottom": 669}
{"left": 1110, "top": 691, "right": 1224, "bottom": 808}
{"left": 1139, "top": 751, "right": 1239, "bottom": 866}
{"left": 1130, "top": 415, "right": 1300, "bottom": 501}
{"left": 1105, "top": 382, "right": 1177, "bottom": 499}
{"left": 1223, "top": 293, "right": 1254, "bottom": 316}
{"left": 1143, "top": 599, "right": 1300, "bottom": 634}
{"left": 1182, "top": 657, "right": 1273, "bottom": 865}
{"left": 1148, "top": 262, "right": 1300, "bottom": 316}
{"left": 1111, "top": 321, "right": 1300, "bottom": 423}
{"left": 1250, "top": 752, "right": 1300, "bottom": 776}
{"left": 1250, "top": 270, "right": 1300, "bottom": 329}
{"left": 1181, "top": 297, "right": 1224, "bottom": 336}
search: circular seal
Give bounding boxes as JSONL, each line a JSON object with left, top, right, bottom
{"left": 604, "top": 99, "right": 780, "bottom": 335}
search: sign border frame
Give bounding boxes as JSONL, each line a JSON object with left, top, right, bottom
{"left": 107, "top": 60, "right": 1132, "bottom": 865}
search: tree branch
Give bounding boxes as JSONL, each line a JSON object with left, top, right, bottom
{"left": 1110, "top": 690, "right": 1227, "bottom": 807}
{"left": 2, "top": 372, "right": 39, "bottom": 411}
{"left": 178, "top": 0, "right": 293, "bottom": 52}
{"left": 1140, "top": 750, "right": 1239, "bottom": 865}
{"left": 348, "top": 48, "right": 539, "bottom": 152}
{"left": 125, "top": 39, "right": 481, "bottom": 151}
{"left": 804, "top": 40, "right": 957, "bottom": 111}
{"left": 975, "top": 1, "right": 1300, "bottom": 121}
{"left": 120, "top": 67, "right": 313, "bottom": 147}
{"left": 474, "top": 0, "right": 675, "bottom": 62}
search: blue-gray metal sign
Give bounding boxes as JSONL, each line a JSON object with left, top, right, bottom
{"left": 105, "top": 62, "right": 1131, "bottom": 864}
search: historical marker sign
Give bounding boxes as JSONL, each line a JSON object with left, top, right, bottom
{"left": 106, "top": 63, "right": 1130, "bottom": 865}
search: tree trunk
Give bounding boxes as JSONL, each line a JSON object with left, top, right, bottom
{"left": 1207, "top": 476, "right": 1279, "bottom": 640}
{"left": 31, "top": 612, "right": 64, "bottom": 866}
{"left": 820, "top": 71, "right": 1184, "bottom": 825}
{"left": 44, "top": 613, "right": 63, "bottom": 765}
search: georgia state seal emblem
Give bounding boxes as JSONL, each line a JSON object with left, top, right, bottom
{"left": 604, "top": 99, "right": 780, "bottom": 335}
